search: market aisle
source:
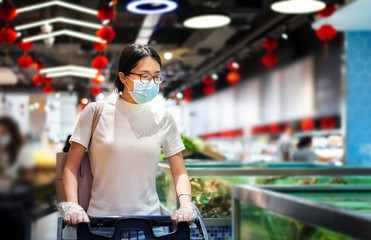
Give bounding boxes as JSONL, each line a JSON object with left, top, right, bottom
{"left": 32, "top": 211, "right": 59, "bottom": 240}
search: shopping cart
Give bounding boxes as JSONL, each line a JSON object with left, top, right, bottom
{"left": 57, "top": 215, "right": 209, "bottom": 240}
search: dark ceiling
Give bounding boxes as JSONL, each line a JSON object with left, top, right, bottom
{"left": 0, "top": 0, "right": 344, "bottom": 100}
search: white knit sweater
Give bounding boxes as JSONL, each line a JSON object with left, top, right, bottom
{"left": 70, "top": 94, "right": 185, "bottom": 216}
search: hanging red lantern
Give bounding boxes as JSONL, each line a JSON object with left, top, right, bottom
{"left": 43, "top": 85, "right": 54, "bottom": 94}
{"left": 183, "top": 96, "right": 193, "bottom": 102}
{"left": 32, "top": 74, "right": 45, "bottom": 86}
{"left": 0, "top": 27, "right": 17, "bottom": 44}
{"left": 44, "top": 77, "right": 53, "bottom": 84}
{"left": 18, "top": 40, "right": 33, "bottom": 52}
{"left": 269, "top": 123, "right": 282, "bottom": 134}
{"left": 227, "top": 61, "right": 240, "bottom": 71}
{"left": 33, "top": 61, "right": 46, "bottom": 70}
{"left": 17, "top": 55, "right": 33, "bottom": 68}
{"left": 203, "top": 76, "right": 213, "bottom": 85}
{"left": 317, "top": 3, "right": 336, "bottom": 18}
{"left": 91, "top": 87, "right": 102, "bottom": 96}
{"left": 97, "top": 5, "right": 116, "bottom": 21}
{"left": 226, "top": 71, "right": 241, "bottom": 84}
{"left": 92, "top": 73, "right": 106, "bottom": 85}
{"left": 316, "top": 24, "right": 337, "bottom": 42}
{"left": 93, "top": 42, "right": 108, "bottom": 51}
{"left": 300, "top": 118, "right": 315, "bottom": 131}
{"left": 92, "top": 55, "right": 109, "bottom": 71}
{"left": 261, "top": 53, "right": 278, "bottom": 68}
{"left": 203, "top": 86, "right": 215, "bottom": 96}
{"left": 183, "top": 88, "right": 193, "bottom": 96}
{"left": 320, "top": 117, "right": 336, "bottom": 129}
{"left": 262, "top": 37, "right": 278, "bottom": 51}
{"left": 0, "top": 3, "right": 17, "bottom": 22}
{"left": 96, "top": 26, "right": 116, "bottom": 43}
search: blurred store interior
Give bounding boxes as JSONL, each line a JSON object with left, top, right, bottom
{"left": 1, "top": 0, "right": 371, "bottom": 239}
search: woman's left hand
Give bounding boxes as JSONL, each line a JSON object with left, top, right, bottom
{"left": 171, "top": 202, "right": 196, "bottom": 226}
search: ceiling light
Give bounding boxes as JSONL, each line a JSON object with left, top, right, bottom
{"left": 55, "top": 92, "right": 61, "bottom": 99}
{"left": 127, "top": 0, "right": 178, "bottom": 15}
{"left": 176, "top": 92, "right": 183, "bottom": 99}
{"left": 81, "top": 98, "right": 89, "bottom": 105}
{"left": 271, "top": 0, "right": 326, "bottom": 14}
{"left": 22, "top": 29, "right": 106, "bottom": 43}
{"left": 164, "top": 52, "right": 173, "bottom": 60}
{"left": 15, "top": 17, "right": 102, "bottom": 31}
{"left": 211, "top": 73, "right": 219, "bottom": 80}
{"left": 16, "top": 0, "right": 97, "bottom": 16}
{"left": 46, "top": 71, "right": 97, "bottom": 79}
{"left": 281, "top": 32, "right": 289, "bottom": 39}
{"left": 183, "top": 14, "right": 231, "bottom": 29}
{"left": 34, "top": 102, "right": 40, "bottom": 109}
{"left": 40, "top": 65, "right": 98, "bottom": 74}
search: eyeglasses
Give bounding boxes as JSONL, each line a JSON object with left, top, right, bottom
{"left": 128, "top": 72, "right": 165, "bottom": 85}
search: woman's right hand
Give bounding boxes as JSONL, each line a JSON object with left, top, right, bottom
{"left": 57, "top": 202, "right": 90, "bottom": 226}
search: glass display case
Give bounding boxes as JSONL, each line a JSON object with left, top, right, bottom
{"left": 232, "top": 185, "right": 371, "bottom": 240}
{"left": 156, "top": 160, "right": 371, "bottom": 239}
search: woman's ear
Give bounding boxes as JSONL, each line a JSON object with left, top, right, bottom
{"left": 118, "top": 72, "right": 126, "bottom": 85}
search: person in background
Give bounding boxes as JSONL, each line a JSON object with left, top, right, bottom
{"left": 276, "top": 124, "right": 295, "bottom": 162}
{"left": 292, "top": 136, "right": 334, "bottom": 162}
{"left": 0, "top": 116, "right": 34, "bottom": 181}
{"left": 58, "top": 44, "right": 195, "bottom": 237}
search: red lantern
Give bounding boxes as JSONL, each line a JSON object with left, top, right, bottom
{"left": 261, "top": 53, "right": 278, "bottom": 68}
{"left": 227, "top": 61, "right": 240, "bottom": 71}
{"left": 226, "top": 71, "right": 241, "bottom": 84}
{"left": 91, "top": 87, "right": 102, "bottom": 96}
{"left": 316, "top": 24, "right": 337, "bottom": 42}
{"left": 18, "top": 40, "right": 33, "bottom": 52}
{"left": 97, "top": 5, "right": 116, "bottom": 21}
{"left": 183, "top": 96, "right": 193, "bottom": 102}
{"left": 262, "top": 37, "right": 278, "bottom": 51}
{"left": 183, "top": 88, "right": 193, "bottom": 96}
{"left": 93, "top": 42, "right": 108, "bottom": 51}
{"left": 203, "top": 76, "right": 213, "bottom": 85}
{"left": 33, "top": 61, "right": 46, "bottom": 70}
{"left": 92, "top": 73, "right": 106, "bottom": 85}
{"left": 203, "top": 86, "right": 215, "bottom": 96}
{"left": 32, "top": 74, "right": 45, "bottom": 86}
{"left": 0, "top": 27, "right": 17, "bottom": 44}
{"left": 92, "top": 55, "right": 109, "bottom": 70}
{"left": 43, "top": 85, "right": 54, "bottom": 94}
{"left": 317, "top": 3, "right": 336, "bottom": 18}
{"left": 96, "top": 26, "right": 116, "bottom": 43}
{"left": 17, "top": 55, "right": 33, "bottom": 68}
{"left": 300, "top": 118, "right": 315, "bottom": 131}
{"left": 0, "top": 3, "right": 17, "bottom": 22}
{"left": 44, "top": 77, "right": 53, "bottom": 84}
{"left": 321, "top": 117, "right": 336, "bottom": 129}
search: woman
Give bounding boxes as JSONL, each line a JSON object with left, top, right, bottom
{"left": 59, "top": 44, "right": 194, "bottom": 231}
{"left": 292, "top": 136, "right": 334, "bottom": 162}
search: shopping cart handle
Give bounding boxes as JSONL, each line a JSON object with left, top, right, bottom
{"left": 194, "top": 217, "right": 209, "bottom": 240}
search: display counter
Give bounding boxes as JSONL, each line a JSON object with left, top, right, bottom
{"left": 156, "top": 160, "right": 371, "bottom": 239}
{"left": 232, "top": 185, "right": 371, "bottom": 240}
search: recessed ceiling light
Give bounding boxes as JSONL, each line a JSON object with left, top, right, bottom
{"left": 176, "top": 92, "right": 183, "bottom": 99}
{"left": 183, "top": 14, "right": 231, "bottom": 29}
{"left": 126, "top": 0, "right": 178, "bottom": 15}
{"left": 271, "top": 0, "right": 326, "bottom": 14}
{"left": 164, "top": 52, "right": 173, "bottom": 60}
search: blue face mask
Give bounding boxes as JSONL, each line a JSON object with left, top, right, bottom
{"left": 126, "top": 79, "right": 159, "bottom": 104}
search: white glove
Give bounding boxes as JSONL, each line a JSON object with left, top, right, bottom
{"left": 171, "top": 202, "right": 198, "bottom": 226}
{"left": 57, "top": 202, "right": 90, "bottom": 226}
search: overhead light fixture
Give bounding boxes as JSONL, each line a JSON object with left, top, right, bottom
{"left": 126, "top": 0, "right": 178, "bottom": 15}
{"left": 271, "top": 0, "right": 326, "bottom": 14}
{"left": 41, "top": 65, "right": 98, "bottom": 79}
{"left": 15, "top": 17, "right": 102, "bottom": 31}
{"left": 16, "top": 0, "right": 97, "bottom": 16}
{"left": 46, "top": 71, "right": 97, "bottom": 78}
{"left": 164, "top": 52, "right": 173, "bottom": 60}
{"left": 22, "top": 29, "right": 106, "bottom": 43}
{"left": 281, "top": 32, "right": 289, "bottom": 39}
{"left": 183, "top": 14, "right": 231, "bottom": 29}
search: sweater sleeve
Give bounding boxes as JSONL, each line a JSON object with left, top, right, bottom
{"left": 162, "top": 111, "right": 185, "bottom": 158}
{"left": 69, "top": 102, "right": 96, "bottom": 149}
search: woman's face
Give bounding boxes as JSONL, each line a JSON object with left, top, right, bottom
{"left": 119, "top": 56, "right": 161, "bottom": 92}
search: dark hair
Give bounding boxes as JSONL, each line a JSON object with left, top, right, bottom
{"left": 0, "top": 116, "right": 23, "bottom": 165}
{"left": 114, "top": 44, "right": 162, "bottom": 92}
{"left": 297, "top": 136, "right": 312, "bottom": 149}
